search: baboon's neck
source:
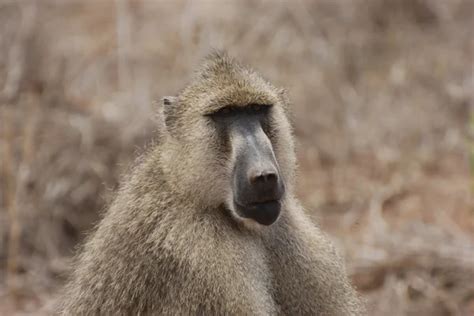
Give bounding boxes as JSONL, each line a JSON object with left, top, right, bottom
{"left": 127, "top": 145, "right": 210, "bottom": 215}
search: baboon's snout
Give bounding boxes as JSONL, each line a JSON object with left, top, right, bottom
{"left": 245, "top": 164, "right": 284, "bottom": 204}
{"left": 231, "top": 119, "right": 285, "bottom": 226}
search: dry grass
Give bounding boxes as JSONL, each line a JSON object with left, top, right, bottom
{"left": 0, "top": 0, "right": 473, "bottom": 314}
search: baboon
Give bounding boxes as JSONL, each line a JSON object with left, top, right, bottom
{"left": 59, "top": 52, "right": 362, "bottom": 315}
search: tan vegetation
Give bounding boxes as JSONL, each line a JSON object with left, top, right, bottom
{"left": 0, "top": 0, "right": 473, "bottom": 315}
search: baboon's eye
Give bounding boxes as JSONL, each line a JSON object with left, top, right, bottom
{"left": 219, "top": 107, "right": 232, "bottom": 115}
{"left": 247, "top": 104, "right": 272, "bottom": 115}
{"left": 206, "top": 104, "right": 272, "bottom": 120}
{"left": 206, "top": 106, "right": 238, "bottom": 119}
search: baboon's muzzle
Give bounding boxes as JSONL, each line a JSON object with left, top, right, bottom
{"left": 230, "top": 118, "right": 285, "bottom": 226}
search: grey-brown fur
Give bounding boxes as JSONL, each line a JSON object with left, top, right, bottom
{"left": 58, "top": 52, "right": 363, "bottom": 315}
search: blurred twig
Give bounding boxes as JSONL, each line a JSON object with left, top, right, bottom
{"left": 2, "top": 109, "right": 19, "bottom": 298}
{"left": 470, "top": 112, "right": 474, "bottom": 193}
{"left": 115, "top": 0, "right": 132, "bottom": 93}
{"left": 1, "top": 2, "right": 37, "bottom": 102}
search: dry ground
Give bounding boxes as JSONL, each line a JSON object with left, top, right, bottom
{"left": 1, "top": 0, "right": 473, "bottom": 315}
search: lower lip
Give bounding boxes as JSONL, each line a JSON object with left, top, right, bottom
{"left": 234, "top": 200, "right": 281, "bottom": 226}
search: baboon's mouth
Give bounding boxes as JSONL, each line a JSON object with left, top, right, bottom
{"left": 233, "top": 199, "right": 281, "bottom": 226}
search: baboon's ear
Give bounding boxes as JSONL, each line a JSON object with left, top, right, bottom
{"left": 162, "top": 96, "right": 178, "bottom": 131}
{"left": 278, "top": 88, "right": 291, "bottom": 113}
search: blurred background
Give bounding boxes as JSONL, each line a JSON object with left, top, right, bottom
{"left": 0, "top": 0, "right": 473, "bottom": 314}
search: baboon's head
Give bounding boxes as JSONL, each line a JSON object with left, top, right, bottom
{"left": 161, "top": 52, "right": 295, "bottom": 227}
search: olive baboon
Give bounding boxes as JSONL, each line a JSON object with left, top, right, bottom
{"left": 59, "top": 52, "right": 362, "bottom": 315}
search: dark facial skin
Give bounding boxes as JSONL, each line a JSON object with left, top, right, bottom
{"left": 208, "top": 104, "right": 285, "bottom": 225}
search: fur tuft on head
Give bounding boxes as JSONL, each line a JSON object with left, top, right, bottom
{"left": 181, "top": 51, "right": 283, "bottom": 114}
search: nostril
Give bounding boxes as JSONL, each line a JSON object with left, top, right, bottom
{"left": 261, "top": 172, "right": 277, "bottom": 182}
{"left": 249, "top": 170, "right": 278, "bottom": 184}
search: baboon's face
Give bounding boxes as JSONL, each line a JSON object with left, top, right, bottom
{"left": 163, "top": 55, "right": 296, "bottom": 228}
{"left": 206, "top": 104, "right": 286, "bottom": 226}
